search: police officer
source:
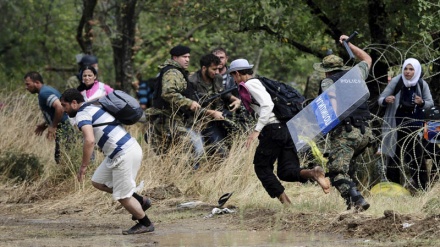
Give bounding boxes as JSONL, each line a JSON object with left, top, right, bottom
{"left": 147, "top": 45, "right": 204, "bottom": 167}
{"left": 313, "top": 35, "right": 373, "bottom": 211}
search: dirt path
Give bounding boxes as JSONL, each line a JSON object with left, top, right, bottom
{"left": 0, "top": 201, "right": 235, "bottom": 247}
{"left": 0, "top": 198, "right": 439, "bottom": 247}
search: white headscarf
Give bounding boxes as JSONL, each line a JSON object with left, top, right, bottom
{"left": 402, "top": 58, "right": 421, "bottom": 87}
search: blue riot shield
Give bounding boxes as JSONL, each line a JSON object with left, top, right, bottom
{"left": 287, "top": 64, "right": 370, "bottom": 152}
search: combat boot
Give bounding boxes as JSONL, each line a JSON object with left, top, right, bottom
{"left": 345, "top": 186, "right": 370, "bottom": 211}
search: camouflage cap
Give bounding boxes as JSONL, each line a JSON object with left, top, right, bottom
{"left": 313, "top": 55, "right": 351, "bottom": 72}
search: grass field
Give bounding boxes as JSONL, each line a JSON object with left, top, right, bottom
{"left": 1, "top": 91, "right": 440, "bottom": 246}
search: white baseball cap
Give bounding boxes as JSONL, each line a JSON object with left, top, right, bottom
{"left": 226, "top": 59, "right": 254, "bottom": 74}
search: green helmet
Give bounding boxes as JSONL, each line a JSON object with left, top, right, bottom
{"left": 313, "top": 55, "right": 351, "bottom": 72}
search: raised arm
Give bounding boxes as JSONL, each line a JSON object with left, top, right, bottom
{"left": 339, "top": 35, "right": 372, "bottom": 69}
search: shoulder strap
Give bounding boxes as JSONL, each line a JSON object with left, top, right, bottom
{"left": 393, "top": 76, "right": 424, "bottom": 96}
{"left": 418, "top": 78, "right": 424, "bottom": 92}
{"left": 82, "top": 101, "right": 119, "bottom": 127}
{"left": 92, "top": 121, "right": 119, "bottom": 127}
{"left": 152, "top": 65, "right": 179, "bottom": 98}
{"left": 152, "top": 65, "right": 190, "bottom": 109}
{"left": 392, "top": 76, "right": 404, "bottom": 96}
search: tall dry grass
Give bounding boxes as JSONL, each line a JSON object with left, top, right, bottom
{"left": 0, "top": 90, "right": 439, "bottom": 219}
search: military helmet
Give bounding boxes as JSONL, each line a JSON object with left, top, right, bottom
{"left": 313, "top": 55, "right": 351, "bottom": 73}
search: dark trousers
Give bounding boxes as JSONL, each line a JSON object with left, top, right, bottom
{"left": 253, "top": 123, "right": 305, "bottom": 198}
{"left": 202, "top": 121, "right": 228, "bottom": 145}
{"left": 55, "top": 122, "right": 75, "bottom": 164}
{"left": 387, "top": 125, "right": 428, "bottom": 190}
{"left": 201, "top": 121, "right": 229, "bottom": 156}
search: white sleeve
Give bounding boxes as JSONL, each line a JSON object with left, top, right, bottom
{"left": 246, "top": 79, "right": 275, "bottom": 132}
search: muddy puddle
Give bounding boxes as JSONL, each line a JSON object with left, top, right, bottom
{"left": 152, "top": 230, "right": 371, "bottom": 247}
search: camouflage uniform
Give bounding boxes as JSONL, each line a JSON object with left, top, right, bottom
{"left": 315, "top": 55, "right": 373, "bottom": 210}
{"left": 304, "top": 70, "right": 325, "bottom": 99}
{"left": 147, "top": 59, "right": 202, "bottom": 157}
{"left": 327, "top": 123, "right": 374, "bottom": 193}
{"left": 66, "top": 75, "right": 80, "bottom": 90}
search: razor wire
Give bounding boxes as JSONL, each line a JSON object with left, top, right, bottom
{"left": 302, "top": 35, "right": 440, "bottom": 192}
{"left": 366, "top": 39, "right": 440, "bottom": 191}
{"left": 348, "top": 114, "right": 439, "bottom": 192}
{"left": 307, "top": 115, "right": 440, "bottom": 192}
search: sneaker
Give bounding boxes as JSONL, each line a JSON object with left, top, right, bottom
{"left": 132, "top": 197, "right": 152, "bottom": 220}
{"left": 122, "top": 223, "right": 154, "bottom": 235}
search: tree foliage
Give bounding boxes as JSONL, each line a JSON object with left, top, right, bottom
{"left": 0, "top": 1, "right": 80, "bottom": 90}
{"left": 0, "top": 0, "right": 439, "bottom": 105}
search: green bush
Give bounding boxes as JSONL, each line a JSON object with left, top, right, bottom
{"left": 0, "top": 151, "right": 43, "bottom": 181}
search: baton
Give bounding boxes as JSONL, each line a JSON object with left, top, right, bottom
{"left": 342, "top": 31, "right": 358, "bottom": 60}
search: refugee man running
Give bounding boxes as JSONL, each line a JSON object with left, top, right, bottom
{"left": 228, "top": 59, "right": 330, "bottom": 204}
{"left": 24, "top": 71, "right": 74, "bottom": 164}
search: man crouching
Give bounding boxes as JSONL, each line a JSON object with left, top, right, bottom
{"left": 60, "top": 88, "right": 153, "bottom": 234}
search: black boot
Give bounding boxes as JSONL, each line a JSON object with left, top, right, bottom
{"left": 345, "top": 186, "right": 370, "bottom": 211}
{"left": 331, "top": 177, "right": 370, "bottom": 211}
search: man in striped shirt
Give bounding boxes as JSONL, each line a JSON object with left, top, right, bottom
{"left": 60, "top": 89, "right": 153, "bottom": 235}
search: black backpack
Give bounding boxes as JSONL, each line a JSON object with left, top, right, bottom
{"left": 152, "top": 65, "right": 190, "bottom": 109}
{"left": 423, "top": 105, "right": 440, "bottom": 120}
{"left": 256, "top": 76, "right": 305, "bottom": 121}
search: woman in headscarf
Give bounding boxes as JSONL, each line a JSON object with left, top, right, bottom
{"left": 378, "top": 58, "right": 434, "bottom": 190}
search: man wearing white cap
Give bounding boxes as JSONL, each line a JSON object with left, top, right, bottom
{"left": 227, "top": 59, "right": 330, "bottom": 205}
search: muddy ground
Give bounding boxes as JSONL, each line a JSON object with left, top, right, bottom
{"left": 1, "top": 185, "right": 439, "bottom": 247}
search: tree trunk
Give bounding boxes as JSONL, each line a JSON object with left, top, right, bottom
{"left": 111, "top": 0, "right": 139, "bottom": 92}
{"left": 367, "top": 0, "right": 389, "bottom": 116}
{"left": 77, "top": 0, "right": 97, "bottom": 54}
{"left": 429, "top": 32, "right": 440, "bottom": 105}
